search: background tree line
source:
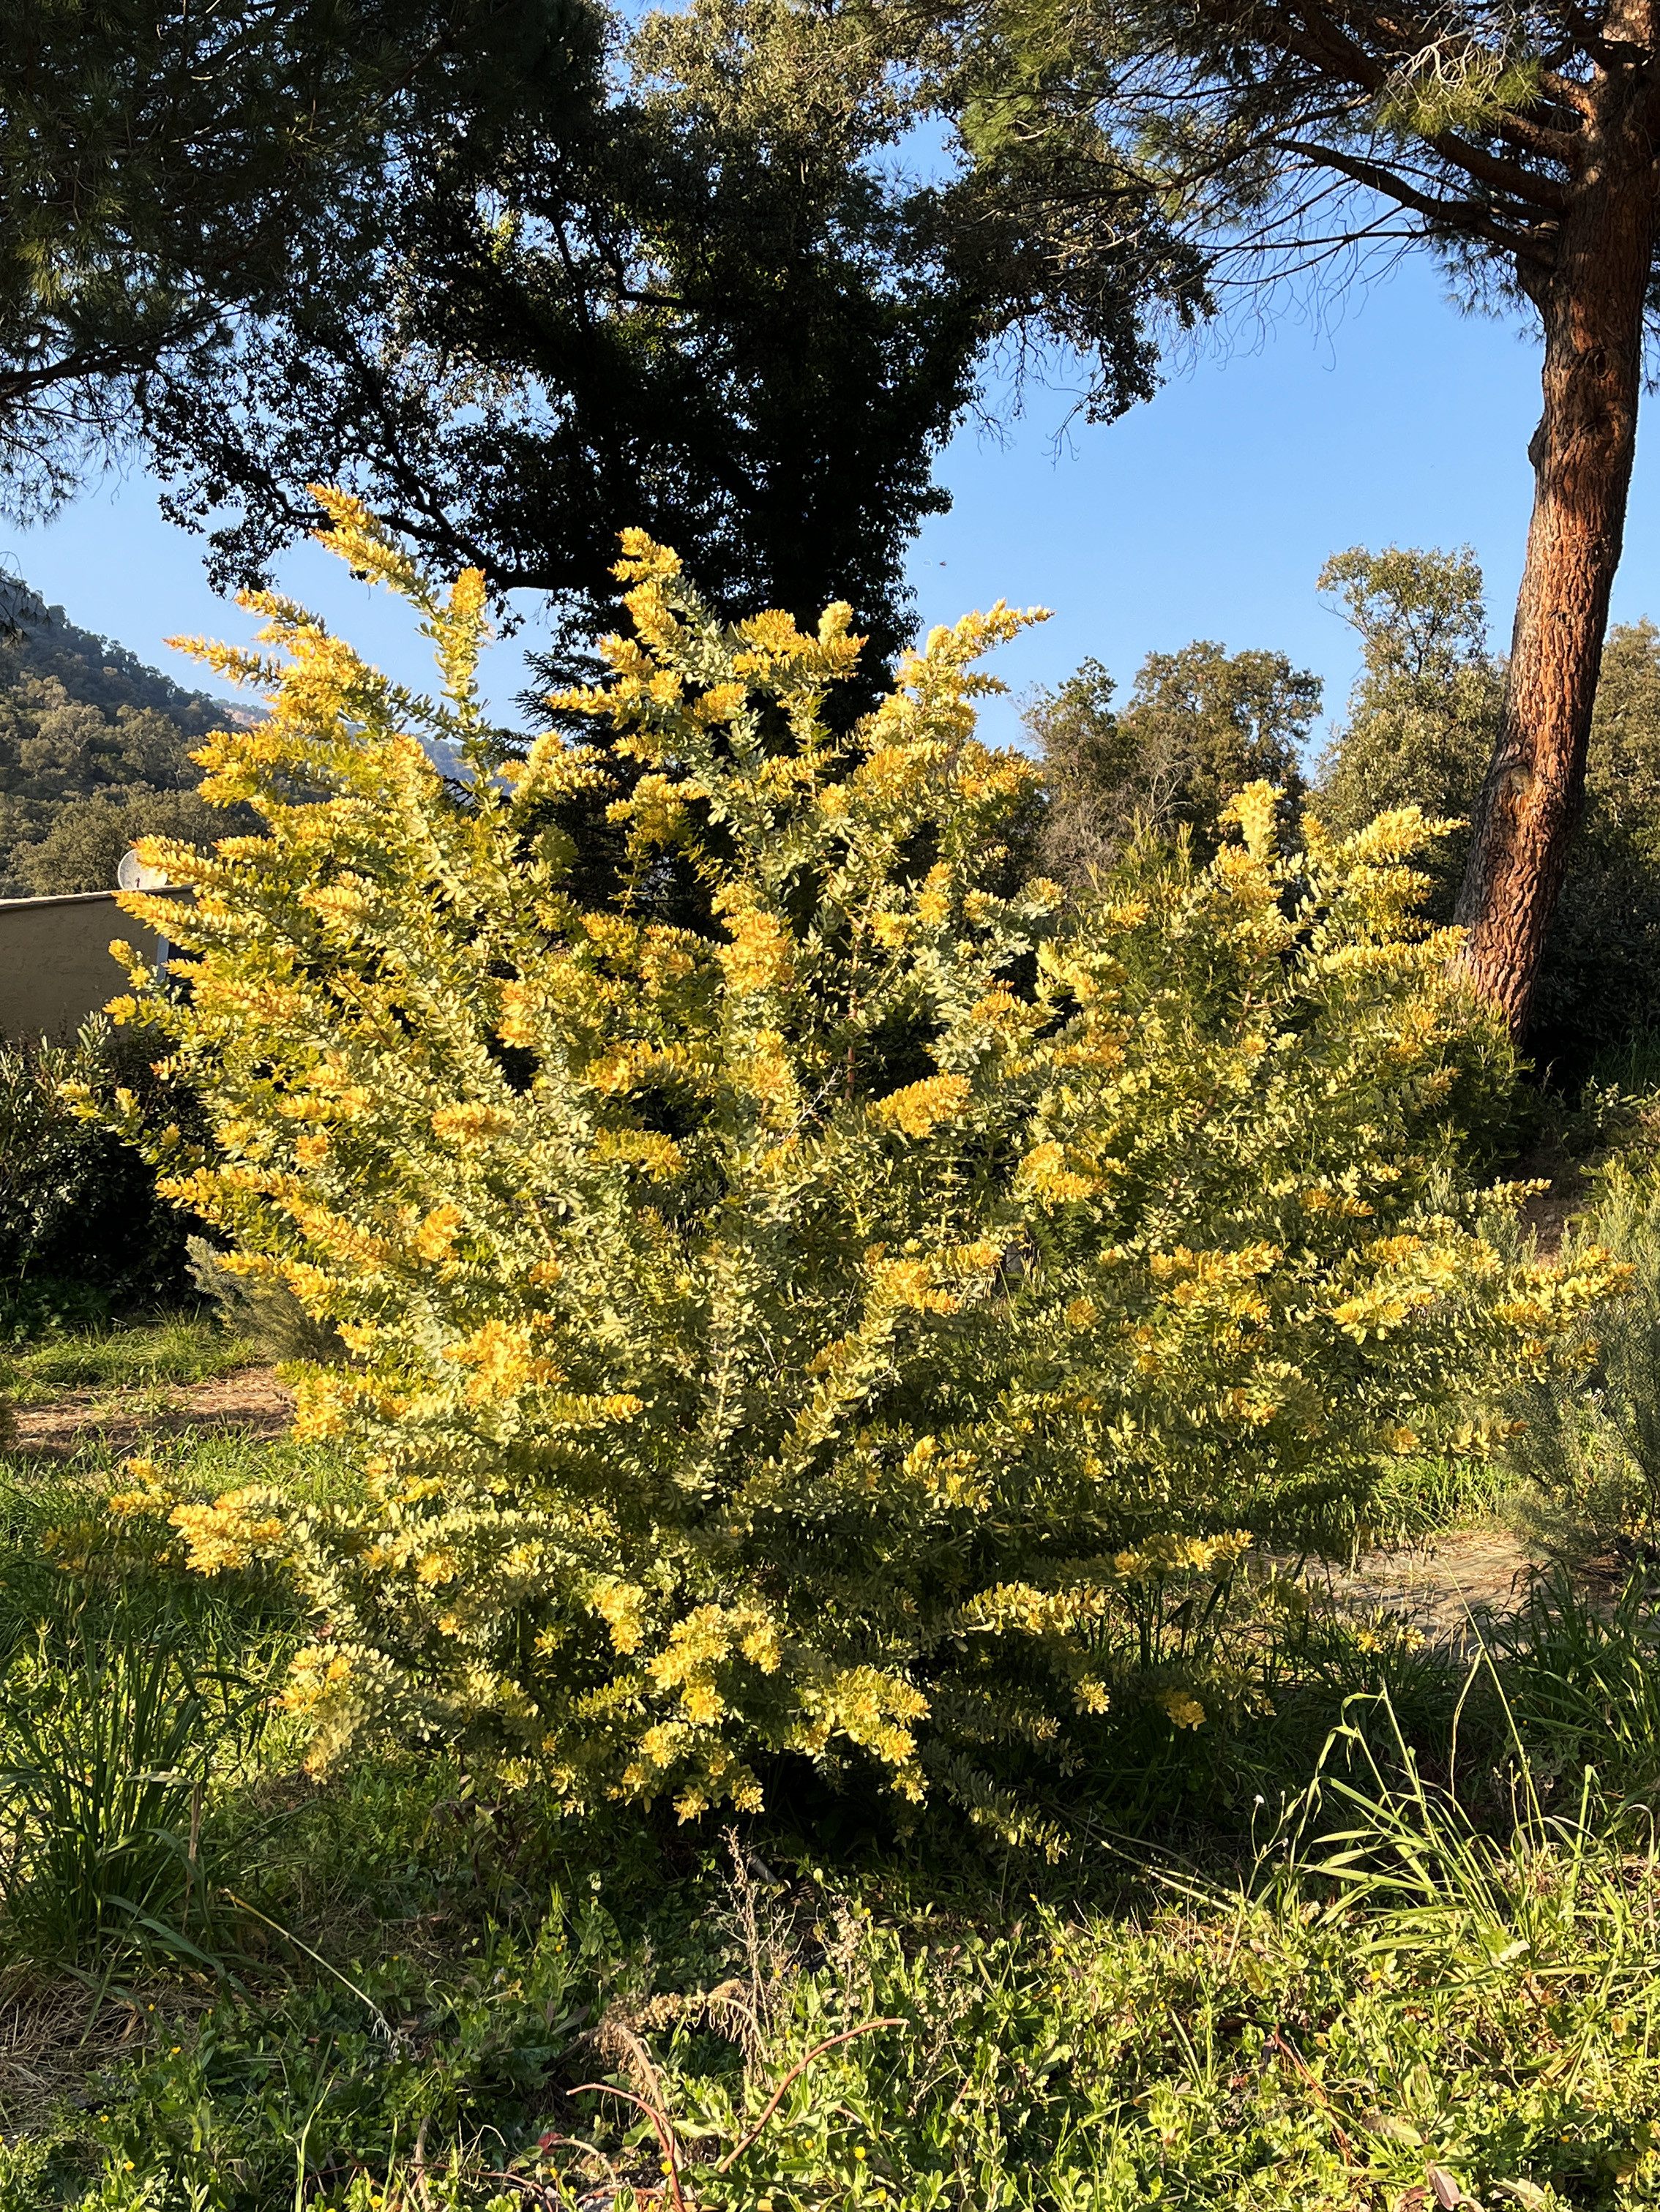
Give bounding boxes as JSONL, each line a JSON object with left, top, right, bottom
{"left": 1030, "top": 546, "right": 1660, "bottom": 1080}
{"left": 0, "top": 602, "right": 252, "bottom": 900}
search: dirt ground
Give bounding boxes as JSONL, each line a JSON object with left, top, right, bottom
{"left": 1514, "top": 1147, "right": 1596, "bottom": 1259}
{"left": 8, "top": 1366, "right": 294, "bottom": 1458}
{"left": 1293, "top": 1525, "right": 1549, "bottom": 1653}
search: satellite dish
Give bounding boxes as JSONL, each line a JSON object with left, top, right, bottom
{"left": 117, "top": 847, "right": 170, "bottom": 893}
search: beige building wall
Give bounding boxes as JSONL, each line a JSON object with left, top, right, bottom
{"left": 0, "top": 889, "right": 187, "bottom": 1043}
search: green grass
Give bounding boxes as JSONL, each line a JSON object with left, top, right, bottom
{"left": 0, "top": 1312, "right": 253, "bottom": 1407}
{"left": 0, "top": 1329, "right": 1656, "bottom": 2209}
{"left": 1362, "top": 1451, "right": 1514, "bottom": 1545}
{"left": 0, "top": 1536, "right": 1649, "bottom": 2210}
{"left": 21, "top": 1773, "right": 1660, "bottom": 2212}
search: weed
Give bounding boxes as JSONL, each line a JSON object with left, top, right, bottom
{"left": 1495, "top": 1564, "right": 1660, "bottom": 1809}
{"left": 1366, "top": 1452, "right": 1513, "bottom": 1545}
{"left": 0, "top": 1602, "right": 265, "bottom": 1971}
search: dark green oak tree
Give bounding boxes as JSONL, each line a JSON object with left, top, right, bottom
{"left": 135, "top": 0, "right": 1194, "bottom": 692}
{"left": 1, "top": 0, "right": 1189, "bottom": 705}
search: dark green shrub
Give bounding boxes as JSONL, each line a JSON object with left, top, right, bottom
{"left": 15, "top": 788, "right": 256, "bottom": 898}
{"left": 0, "top": 1017, "right": 200, "bottom": 1330}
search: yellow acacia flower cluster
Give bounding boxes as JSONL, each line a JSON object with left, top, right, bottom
{"left": 87, "top": 499, "right": 1624, "bottom": 1839}
{"left": 169, "top": 1489, "right": 285, "bottom": 1575}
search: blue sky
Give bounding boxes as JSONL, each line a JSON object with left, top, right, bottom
{"left": 15, "top": 254, "right": 1660, "bottom": 756}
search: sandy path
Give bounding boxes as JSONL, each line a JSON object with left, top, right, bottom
{"left": 1290, "top": 1526, "right": 1551, "bottom": 1651}
{"left": 7, "top": 1365, "right": 293, "bottom": 1458}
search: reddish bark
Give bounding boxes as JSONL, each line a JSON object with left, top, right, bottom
{"left": 1454, "top": 15, "right": 1660, "bottom": 1036}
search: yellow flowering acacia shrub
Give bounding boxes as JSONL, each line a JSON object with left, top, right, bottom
{"left": 89, "top": 495, "right": 1620, "bottom": 1824}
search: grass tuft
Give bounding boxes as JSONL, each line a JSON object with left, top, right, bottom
{"left": 0, "top": 1312, "right": 253, "bottom": 1408}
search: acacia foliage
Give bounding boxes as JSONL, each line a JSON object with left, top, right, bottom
{"left": 97, "top": 498, "right": 1618, "bottom": 1826}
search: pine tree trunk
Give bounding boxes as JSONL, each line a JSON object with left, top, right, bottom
{"left": 1453, "top": 72, "right": 1659, "bottom": 1038}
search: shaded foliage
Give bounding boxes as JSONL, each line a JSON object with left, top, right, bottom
{"left": 141, "top": 0, "right": 1194, "bottom": 698}
{"left": 0, "top": 0, "right": 556, "bottom": 514}
{"left": 0, "top": 1020, "right": 203, "bottom": 1327}
{"left": 15, "top": 790, "right": 255, "bottom": 899}
{"left": 1314, "top": 545, "right": 1503, "bottom": 913}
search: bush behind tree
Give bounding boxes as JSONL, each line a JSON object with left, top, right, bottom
{"left": 1315, "top": 547, "right": 1660, "bottom": 1076}
{"left": 1312, "top": 544, "right": 1501, "bottom": 912}
{"left": 92, "top": 497, "right": 1617, "bottom": 1833}
{"left": 1028, "top": 640, "right": 1317, "bottom": 882}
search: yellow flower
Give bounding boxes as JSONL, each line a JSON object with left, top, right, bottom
{"left": 691, "top": 681, "right": 747, "bottom": 724}
{"left": 716, "top": 907, "right": 793, "bottom": 994}
{"left": 106, "top": 1490, "right": 161, "bottom": 1520}
{"left": 170, "top": 1490, "right": 285, "bottom": 1574}
{"left": 1017, "top": 1141, "right": 1099, "bottom": 1206}
{"left": 915, "top": 863, "right": 951, "bottom": 926}
{"left": 431, "top": 1102, "right": 514, "bottom": 1141}
{"left": 872, "top": 1073, "right": 971, "bottom": 1139}
{"left": 872, "top": 1256, "right": 959, "bottom": 1315}
{"left": 442, "top": 1319, "right": 558, "bottom": 1404}
{"left": 594, "top": 1581, "right": 646, "bottom": 1654}
{"left": 414, "top": 1204, "right": 463, "bottom": 1261}
{"left": 1221, "top": 779, "right": 1282, "bottom": 858}
{"left": 592, "top": 1128, "right": 683, "bottom": 1180}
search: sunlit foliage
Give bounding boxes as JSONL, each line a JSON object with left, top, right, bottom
{"left": 88, "top": 497, "right": 1619, "bottom": 1832}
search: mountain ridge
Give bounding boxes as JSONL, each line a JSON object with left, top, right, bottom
{"left": 0, "top": 590, "right": 253, "bottom": 899}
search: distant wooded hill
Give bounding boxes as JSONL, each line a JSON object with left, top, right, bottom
{"left": 0, "top": 598, "right": 253, "bottom": 899}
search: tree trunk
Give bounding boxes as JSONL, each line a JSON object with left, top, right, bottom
{"left": 1453, "top": 60, "right": 1659, "bottom": 1039}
